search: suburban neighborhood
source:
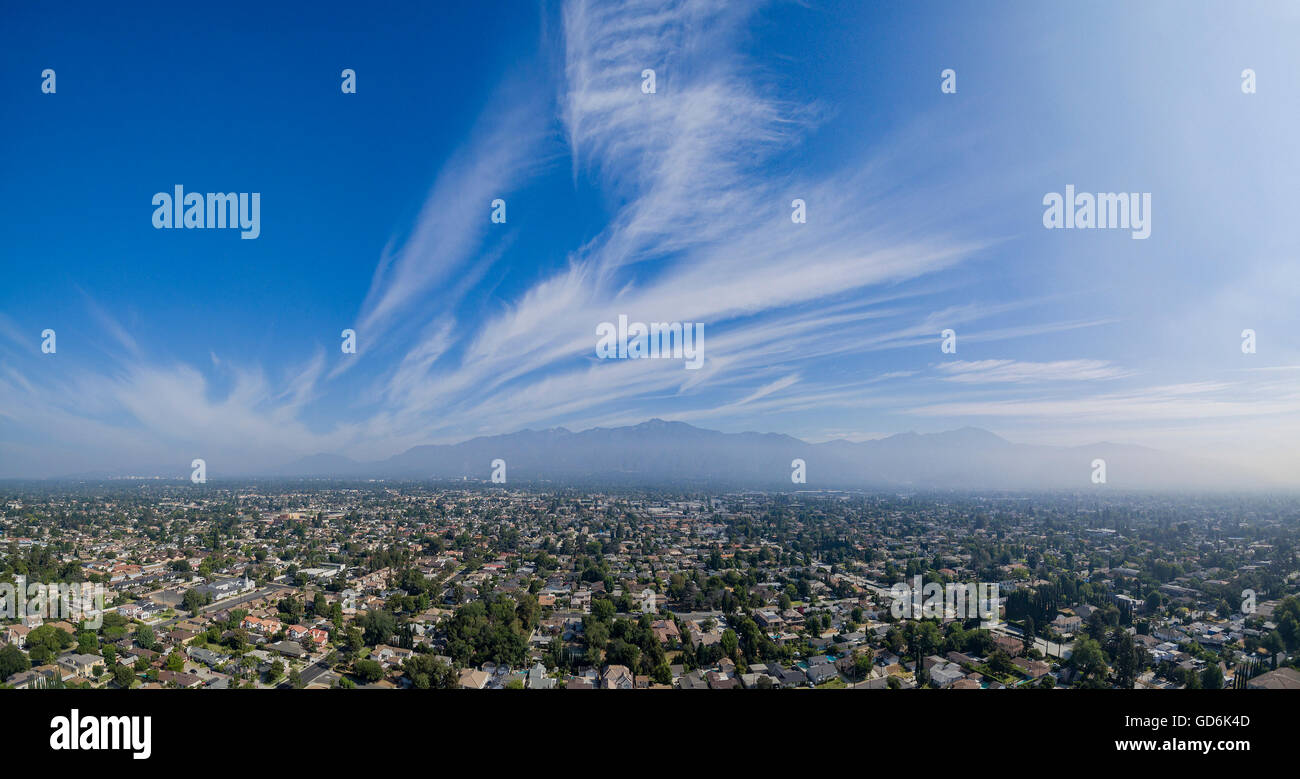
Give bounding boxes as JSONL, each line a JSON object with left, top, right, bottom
{"left": 1, "top": 484, "right": 1298, "bottom": 692}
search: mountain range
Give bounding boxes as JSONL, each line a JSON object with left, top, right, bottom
{"left": 266, "top": 419, "right": 1250, "bottom": 490}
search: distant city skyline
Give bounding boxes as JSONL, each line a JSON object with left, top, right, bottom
{"left": 2, "top": 1, "right": 1299, "bottom": 483}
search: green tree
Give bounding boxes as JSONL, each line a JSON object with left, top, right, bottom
{"left": 405, "top": 654, "right": 458, "bottom": 689}
{"left": 1108, "top": 630, "right": 1142, "bottom": 688}
{"left": 720, "top": 629, "right": 739, "bottom": 659}
{"left": 182, "top": 588, "right": 207, "bottom": 616}
{"left": 1070, "top": 637, "right": 1107, "bottom": 684}
{"left": 360, "top": 609, "right": 397, "bottom": 646}
{"left": 135, "top": 624, "right": 157, "bottom": 650}
{"left": 0, "top": 644, "right": 31, "bottom": 680}
{"left": 652, "top": 663, "right": 672, "bottom": 685}
{"left": 852, "top": 649, "right": 873, "bottom": 681}
{"left": 76, "top": 630, "right": 99, "bottom": 655}
{"left": 591, "top": 598, "right": 616, "bottom": 622}
{"left": 354, "top": 658, "right": 383, "bottom": 683}
{"left": 27, "top": 624, "right": 74, "bottom": 655}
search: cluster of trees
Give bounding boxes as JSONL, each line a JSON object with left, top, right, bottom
{"left": 24, "top": 624, "right": 75, "bottom": 665}
{"left": 403, "top": 652, "right": 458, "bottom": 689}
{"left": 0, "top": 544, "right": 85, "bottom": 584}
{"left": 443, "top": 594, "right": 536, "bottom": 668}
{"left": 182, "top": 588, "right": 213, "bottom": 616}
{"left": 0, "top": 643, "right": 30, "bottom": 680}
{"left": 665, "top": 568, "right": 752, "bottom": 613}
{"left": 577, "top": 601, "right": 671, "bottom": 683}
{"left": 1249, "top": 596, "right": 1300, "bottom": 655}
{"left": 1003, "top": 575, "right": 1106, "bottom": 632}
{"left": 1068, "top": 625, "right": 1150, "bottom": 689}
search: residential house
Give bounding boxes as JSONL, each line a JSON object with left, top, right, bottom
{"left": 602, "top": 664, "right": 635, "bottom": 690}
{"left": 57, "top": 653, "right": 104, "bottom": 678}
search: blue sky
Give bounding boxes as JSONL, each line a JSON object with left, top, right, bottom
{"left": 2, "top": 0, "right": 1299, "bottom": 481}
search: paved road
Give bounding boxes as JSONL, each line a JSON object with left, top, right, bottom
{"left": 299, "top": 660, "right": 331, "bottom": 685}
{"left": 989, "top": 622, "right": 1072, "bottom": 659}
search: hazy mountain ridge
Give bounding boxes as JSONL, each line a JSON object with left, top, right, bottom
{"left": 269, "top": 419, "right": 1256, "bottom": 489}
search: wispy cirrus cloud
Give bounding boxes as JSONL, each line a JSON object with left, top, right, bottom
{"left": 936, "top": 359, "right": 1133, "bottom": 383}
{"left": 349, "top": 78, "right": 556, "bottom": 367}
{"left": 904, "top": 380, "right": 1300, "bottom": 422}
{"left": 0, "top": 0, "right": 1112, "bottom": 474}
{"left": 7, "top": 0, "right": 1295, "bottom": 484}
{"left": 336, "top": 0, "right": 992, "bottom": 440}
